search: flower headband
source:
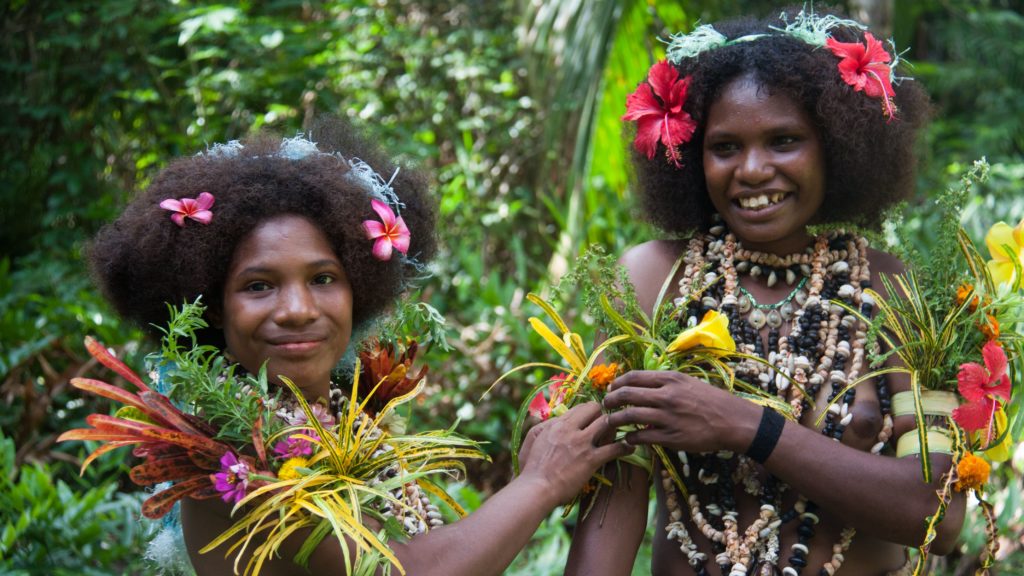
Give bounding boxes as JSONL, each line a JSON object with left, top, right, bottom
{"left": 625, "top": 8, "right": 904, "bottom": 166}
{"left": 161, "top": 135, "right": 413, "bottom": 263}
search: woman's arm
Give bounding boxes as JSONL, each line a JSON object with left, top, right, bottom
{"left": 184, "top": 401, "right": 632, "bottom": 576}
{"left": 564, "top": 462, "right": 651, "bottom": 576}
{"left": 562, "top": 239, "right": 688, "bottom": 576}
{"left": 386, "top": 402, "right": 633, "bottom": 576}
{"left": 604, "top": 369, "right": 966, "bottom": 554}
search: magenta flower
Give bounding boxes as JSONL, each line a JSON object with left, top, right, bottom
{"left": 159, "top": 192, "right": 215, "bottom": 227}
{"left": 272, "top": 432, "right": 317, "bottom": 460}
{"left": 362, "top": 199, "right": 411, "bottom": 261}
{"left": 952, "top": 341, "right": 1012, "bottom": 443}
{"left": 213, "top": 451, "right": 251, "bottom": 504}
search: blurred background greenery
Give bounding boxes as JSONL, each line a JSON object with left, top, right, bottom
{"left": 1, "top": 0, "right": 1022, "bottom": 574}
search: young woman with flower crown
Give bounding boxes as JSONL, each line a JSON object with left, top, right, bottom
{"left": 83, "top": 117, "right": 632, "bottom": 575}
{"left": 566, "top": 9, "right": 966, "bottom": 576}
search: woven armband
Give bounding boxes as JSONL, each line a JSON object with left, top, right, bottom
{"left": 895, "top": 428, "right": 953, "bottom": 458}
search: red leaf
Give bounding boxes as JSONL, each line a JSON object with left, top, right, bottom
{"left": 188, "top": 449, "right": 222, "bottom": 470}
{"left": 80, "top": 441, "right": 136, "bottom": 474}
{"left": 86, "top": 413, "right": 161, "bottom": 435}
{"left": 58, "top": 429, "right": 144, "bottom": 443}
{"left": 140, "top": 391, "right": 207, "bottom": 437}
{"left": 84, "top": 336, "right": 150, "bottom": 392}
{"left": 134, "top": 443, "right": 185, "bottom": 460}
{"left": 130, "top": 454, "right": 205, "bottom": 485}
{"left": 69, "top": 378, "right": 152, "bottom": 415}
{"left": 138, "top": 427, "right": 228, "bottom": 458}
{"left": 141, "top": 475, "right": 212, "bottom": 519}
{"left": 252, "top": 406, "right": 268, "bottom": 470}
{"left": 191, "top": 484, "right": 222, "bottom": 500}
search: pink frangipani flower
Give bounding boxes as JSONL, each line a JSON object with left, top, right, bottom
{"left": 952, "top": 341, "right": 1012, "bottom": 444}
{"left": 213, "top": 451, "right": 251, "bottom": 504}
{"left": 362, "top": 199, "right": 410, "bottom": 261}
{"left": 159, "top": 192, "right": 215, "bottom": 227}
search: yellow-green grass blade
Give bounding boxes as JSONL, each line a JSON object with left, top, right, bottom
{"left": 527, "top": 292, "right": 572, "bottom": 335}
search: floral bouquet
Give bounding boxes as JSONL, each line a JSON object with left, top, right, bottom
{"left": 491, "top": 251, "right": 797, "bottom": 511}
{"left": 59, "top": 301, "right": 486, "bottom": 576}
{"left": 846, "top": 161, "right": 1023, "bottom": 573}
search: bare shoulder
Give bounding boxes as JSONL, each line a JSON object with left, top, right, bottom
{"left": 866, "top": 246, "right": 907, "bottom": 277}
{"left": 619, "top": 239, "right": 687, "bottom": 316}
{"left": 866, "top": 247, "right": 907, "bottom": 299}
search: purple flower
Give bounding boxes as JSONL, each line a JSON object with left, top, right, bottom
{"left": 272, "top": 432, "right": 318, "bottom": 460}
{"left": 213, "top": 452, "right": 251, "bottom": 504}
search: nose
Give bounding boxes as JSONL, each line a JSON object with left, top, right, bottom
{"left": 274, "top": 284, "right": 319, "bottom": 326}
{"left": 736, "top": 147, "right": 774, "bottom": 185}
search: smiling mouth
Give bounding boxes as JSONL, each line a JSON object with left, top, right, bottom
{"left": 270, "top": 340, "right": 325, "bottom": 354}
{"left": 735, "top": 192, "right": 789, "bottom": 211}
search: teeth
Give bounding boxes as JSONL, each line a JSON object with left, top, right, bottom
{"left": 738, "top": 193, "right": 786, "bottom": 210}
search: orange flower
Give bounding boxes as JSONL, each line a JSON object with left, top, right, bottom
{"left": 954, "top": 452, "right": 991, "bottom": 492}
{"left": 979, "top": 314, "right": 1000, "bottom": 341}
{"left": 588, "top": 363, "right": 619, "bottom": 391}
{"left": 956, "top": 283, "right": 979, "bottom": 312}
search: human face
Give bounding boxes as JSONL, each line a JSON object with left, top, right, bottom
{"left": 221, "top": 214, "right": 353, "bottom": 401}
{"left": 703, "top": 75, "right": 826, "bottom": 255}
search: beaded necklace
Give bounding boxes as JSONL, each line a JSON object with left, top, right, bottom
{"left": 662, "top": 224, "right": 894, "bottom": 576}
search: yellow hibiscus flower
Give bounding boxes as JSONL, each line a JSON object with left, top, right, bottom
{"left": 667, "top": 310, "right": 736, "bottom": 356}
{"left": 985, "top": 218, "right": 1024, "bottom": 290}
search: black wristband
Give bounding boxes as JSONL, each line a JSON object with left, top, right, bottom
{"left": 746, "top": 406, "right": 785, "bottom": 464}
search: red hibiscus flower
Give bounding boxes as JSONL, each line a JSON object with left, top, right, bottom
{"left": 622, "top": 60, "right": 697, "bottom": 168}
{"left": 952, "top": 341, "right": 1012, "bottom": 444}
{"left": 528, "top": 374, "right": 572, "bottom": 421}
{"left": 826, "top": 32, "right": 897, "bottom": 119}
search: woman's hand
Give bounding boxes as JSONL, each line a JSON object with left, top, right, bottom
{"left": 516, "top": 401, "right": 633, "bottom": 506}
{"left": 603, "top": 370, "right": 759, "bottom": 453}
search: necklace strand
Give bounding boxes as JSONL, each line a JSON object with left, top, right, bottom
{"left": 662, "top": 225, "right": 892, "bottom": 576}
{"left": 737, "top": 276, "right": 808, "bottom": 311}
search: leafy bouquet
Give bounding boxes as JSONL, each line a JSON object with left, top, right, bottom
{"left": 59, "top": 301, "right": 486, "bottom": 576}
{"left": 492, "top": 249, "right": 799, "bottom": 510}
{"left": 851, "top": 161, "right": 1023, "bottom": 573}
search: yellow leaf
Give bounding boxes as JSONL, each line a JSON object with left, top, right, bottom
{"left": 529, "top": 317, "right": 584, "bottom": 372}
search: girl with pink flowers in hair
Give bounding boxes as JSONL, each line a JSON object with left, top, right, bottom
{"left": 566, "top": 7, "right": 964, "bottom": 576}
{"left": 84, "top": 117, "right": 632, "bottom": 575}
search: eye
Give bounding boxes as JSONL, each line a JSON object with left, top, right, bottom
{"left": 772, "top": 135, "right": 800, "bottom": 148}
{"left": 245, "top": 281, "right": 272, "bottom": 292}
{"left": 312, "top": 273, "right": 335, "bottom": 286}
{"left": 707, "top": 141, "right": 739, "bottom": 155}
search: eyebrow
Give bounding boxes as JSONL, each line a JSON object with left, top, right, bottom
{"left": 236, "top": 259, "right": 342, "bottom": 277}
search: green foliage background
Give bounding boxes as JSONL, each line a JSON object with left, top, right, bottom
{"left": 1, "top": 0, "right": 1022, "bottom": 573}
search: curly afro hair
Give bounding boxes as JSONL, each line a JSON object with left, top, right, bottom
{"left": 89, "top": 117, "right": 437, "bottom": 348}
{"left": 632, "top": 8, "right": 932, "bottom": 235}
